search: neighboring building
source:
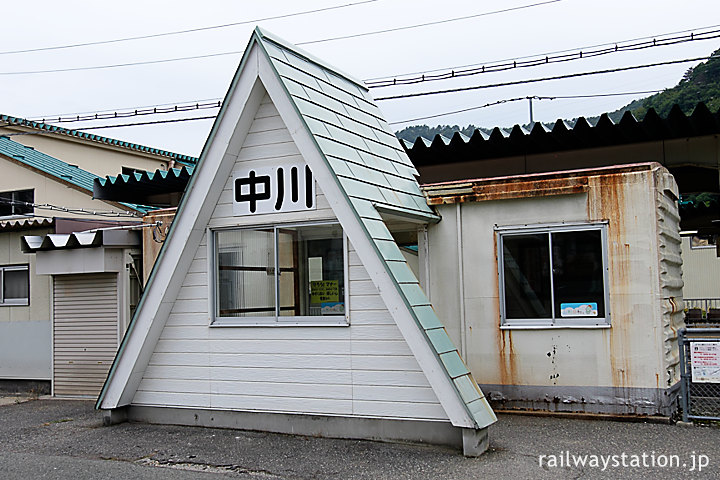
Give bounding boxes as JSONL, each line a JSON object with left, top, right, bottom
{"left": 97, "top": 28, "right": 496, "bottom": 457}
{"left": 421, "top": 163, "right": 683, "bottom": 415}
{"left": 0, "top": 123, "right": 196, "bottom": 394}
{"left": 680, "top": 233, "right": 720, "bottom": 309}
{"left": 399, "top": 104, "right": 720, "bottom": 415}
{"left": 0, "top": 114, "right": 196, "bottom": 177}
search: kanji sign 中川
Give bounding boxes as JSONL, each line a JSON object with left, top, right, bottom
{"left": 233, "top": 162, "right": 315, "bottom": 215}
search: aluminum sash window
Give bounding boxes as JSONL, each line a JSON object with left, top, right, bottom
{"left": 210, "top": 221, "right": 348, "bottom": 326}
{"left": 497, "top": 223, "right": 609, "bottom": 327}
{"left": 0, "top": 265, "right": 30, "bottom": 306}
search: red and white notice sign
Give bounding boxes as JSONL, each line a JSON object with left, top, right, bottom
{"left": 690, "top": 342, "right": 720, "bottom": 383}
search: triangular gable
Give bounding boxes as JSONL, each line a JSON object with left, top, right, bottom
{"left": 98, "top": 27, "right": 495, "bottom": 430}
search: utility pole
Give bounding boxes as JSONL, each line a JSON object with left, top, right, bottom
{"left": 528, "top": 96, "right": 534, "bottom": 125}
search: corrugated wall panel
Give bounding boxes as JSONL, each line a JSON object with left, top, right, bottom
{"left": 53, "top": 274, "right": 118, "bottom": 397}
{"left": 655, "top": 170, "right": 684, "bottom": 386}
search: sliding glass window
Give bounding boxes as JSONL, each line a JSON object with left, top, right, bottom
{"left": 213, "top": 222, "right": 347, "bottom": 325}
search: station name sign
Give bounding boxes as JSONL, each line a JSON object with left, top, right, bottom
{"left": 233, "top": 162, "right": 316, "bottom": 216}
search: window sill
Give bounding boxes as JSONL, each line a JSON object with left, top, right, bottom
{"left": 500, "top": 324, "right": 611, "bottom": 330}
{"left": 210, "top": 318, "right": 350, "bottom": 328}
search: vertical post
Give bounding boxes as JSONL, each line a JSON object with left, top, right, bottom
{"left": 679, "top": 329, "right": 690, "bottom": 423}
{"left": 528, "top": 96, "right": 534, "bottom": 125}
{"left": 456, "top": 203, "right": 466, "bottom": 358}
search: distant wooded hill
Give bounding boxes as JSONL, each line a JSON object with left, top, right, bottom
{"left": 395, "top": 46, "right": 720, "bottom": 143}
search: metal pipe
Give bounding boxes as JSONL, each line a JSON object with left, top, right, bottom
{"left": 83, "top": 221, "right": 161, "bottom": 233}
{"left": 456, "top": 202, "right": 466, "bottom": 358}
{"left": 679, "top": 329, "right": 689, "bottom": 423}
{"left": 682, "top": 328, "right": 720, "bottom": 334}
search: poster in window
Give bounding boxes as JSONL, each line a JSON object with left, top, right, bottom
{"left": 310, "top": 280, "right": 339, "bottom": 304}
{"left": 560, "top": 302, "right": 598, "bottom": 317}
{"left": 691, "top": 342, "right": 720, "bottom": 383}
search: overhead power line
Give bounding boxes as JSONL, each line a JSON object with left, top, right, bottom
{"left": 0, "top": 18, "right": 713, "bottom": 80}
{"left": 3, "top": 115, "right": 218, "bottom": 137}
{"left": 296, "top": 0, "right": 563, "bottom": 45}
{"left": 29, "top": 97, "right": 224, "bottom": 121}
{"left": 0, "top": 198, "right": 141, "bottom": 217}
{"left": 0, "top": 1, "right": 563, "bottom": 76}
{"left": 0, "top": 0, "right": 382, "bottom": 56}
{"left": 374, "top": 56, "right": 711, "bottom": 101}
{"left": 29, "top": 100, "right": 222, "bottom": 124}
{"left": 387, "top": 90, "right": 664, "bottom": 125}
{"left": 0, "top": 51, "right": 245, "bottom": 76}
{"left": 365, "top": 24, "right": 720, "bottom": 81}
{"left": 366, "top": 27, "right": 720, "bottom": 88}
{"left": 13, "top": 88, "right": 665, "bottom": 134}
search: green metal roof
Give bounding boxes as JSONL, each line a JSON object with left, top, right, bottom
{"left": 93, "top": 165, "right": 194, "bottom": 203}
{"left": 255, "top": 27, "right": 495, "bottom": 429}
{"left": 0, "top": 135, "right": 151, "bottom": 214}
{"left": 0, "top": 114, "right": 198, "bottom": 166}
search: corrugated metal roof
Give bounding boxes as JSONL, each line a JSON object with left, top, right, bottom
{"left": 93, "top": 165, "right": 194, "bottom": 203}
{"left": 0, "top": 114, "right": 198, "bottom": 166}
{"left": 0, "top": 217, "right": 54, "bottom": 231}
{"left": 21, "top": 229, "right": 141, "bottom": 252}
{"left": 404, "top": 103, "right": 720, "bottom": 166}
{"left": 256, "top": 28, "right": 496, "bottom": 429}
{"left": 0, "top": 135, "right": 151, "bottom": 214}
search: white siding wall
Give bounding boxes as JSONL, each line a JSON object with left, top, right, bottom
{"left": 681, "top": 236, "right": 720, "bottom": 300}
{"left": 133, "top": 93, "right": 448, "bottom": 422}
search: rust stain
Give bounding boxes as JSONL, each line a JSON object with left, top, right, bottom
{"left": 426, "top": 177, "right": 588, "bottom": 205}
{"left": 498, "top": 330, "right": 517, "bottom": 386}
{"left": 492, "top": 236, "right": 519, "bottom": 385}
{"left": 588, "top": 173, "right": 634, "bottom": 389}
{"left": 142, "top": 208, "right": 177, "bottom": 285}
{"left": 423, "top": 164, "right": 656, "bottom": 205}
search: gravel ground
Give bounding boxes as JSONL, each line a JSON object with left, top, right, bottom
{"left": 1, "top": 398, "right": 719, "bottom": 479}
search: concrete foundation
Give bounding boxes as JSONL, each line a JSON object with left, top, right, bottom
{"left": 0, "top": 379, "right": 50, "bottom": 396}
{"left": 482, "top": 383, "right": 680, "bottom": 417}
{"left": 462, "top": 427, "right": 489, "bottom": 457}
{"left": 103, "top": 405, "right": 479, "bottom": 453}
{"left": 102, "top": 406, "right": 128, "bottom": 426}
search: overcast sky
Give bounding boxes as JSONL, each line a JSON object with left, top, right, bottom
{"left": 1, "top": 0, "right": 718, "bottom": 156}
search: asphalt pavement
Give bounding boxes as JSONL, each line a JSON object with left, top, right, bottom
{"left": 1, "top": 398, "right": 719, "bottom": 479}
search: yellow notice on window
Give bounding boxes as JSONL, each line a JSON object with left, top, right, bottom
{"left": 310, "top": 280, "right": 339, "bottom": 304}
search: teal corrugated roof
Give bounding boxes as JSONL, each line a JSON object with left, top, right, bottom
{"left": 0, "top": 135, "right": 151, "bottom": 214}
{"left": 0, "top": 114, "right": 198, "bottom": 166}
{"left": 96, "top": 165, "right": 195, "bottom": 188}
{"left": 93, "top": 165, "right": 194, "bottom": 204}
{"left": 254, "top": 27, "right": 495, "bottom": 429}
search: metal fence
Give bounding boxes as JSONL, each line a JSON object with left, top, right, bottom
{"left": 684, "top": 298, "right": 720, "bottom": 326}
{"left": 679, "top": 328, "right": 720, "bottom": 423}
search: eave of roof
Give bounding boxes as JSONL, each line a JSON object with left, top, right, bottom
{"left": 421, "top": 162, "right": 659, "bottom": 204}
{"left": 0, "top": 217, "right": 54, "bottom": 232}
{"left": 0, "top": 114, "right": 198, "bottom": 166}
{"left": 21, "top": 229, "right": 141, "bottom": 253}
{"left": 403, "top": 103, "right": 720, "bottom": 166}
{"left": 93, "top": 165, "right": 194, "bottom": 202}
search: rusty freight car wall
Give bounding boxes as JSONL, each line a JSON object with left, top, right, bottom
{"left": 422, "top": 163, "right": 683, "bottom": 416}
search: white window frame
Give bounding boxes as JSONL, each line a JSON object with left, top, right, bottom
{"left": 689, "top": 233, "right": 717, "bottom": 250}
{"left": 209, "top": 220, "right": 349, "bottom": 327}
{"left": 0, "top": 264, "right": 30, "bottom": 306}
{"left": 496, "top": 222, "right": 610, "bottom": 327}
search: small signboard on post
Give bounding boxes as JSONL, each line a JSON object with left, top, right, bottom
{"left": 690, "top": 341, "right": 720, "bottom": 383}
